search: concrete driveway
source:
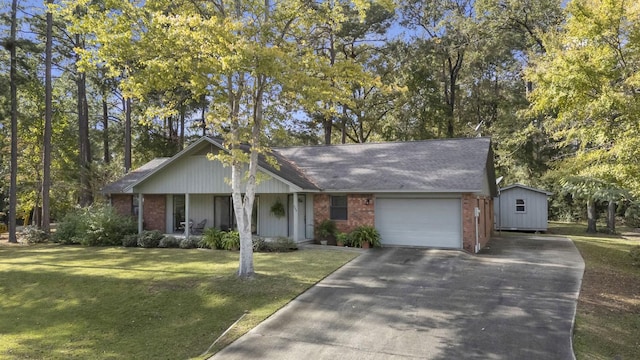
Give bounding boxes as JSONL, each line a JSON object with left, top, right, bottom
{"left": 211, "top": 235, "right": 584, "bottom": 360}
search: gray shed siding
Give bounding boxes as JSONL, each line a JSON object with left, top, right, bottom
{"left": 495, "top": 187, "right": 549, "bottom": 231}
{"left": 134, "top": 155, "right": 290, "bottom": 194}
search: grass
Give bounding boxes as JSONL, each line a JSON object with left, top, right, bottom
{"left": 547, "top": 222, "right": 640, "bottom": 359}
{"left": 0, "top": 244, "right": 358, "bottom": 359}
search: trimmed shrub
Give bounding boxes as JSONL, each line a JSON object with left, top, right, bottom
{"left": 202, "top": 228, "right": 225, "bottom": 249}
{"left": 252, "top": 236, "right": 266, "bottom": 251}
{"left": 350, "top": 225, "right": 381, "bottom": 248}
{"left": 179, "top": 237, "right": 199, "bottom": 249}
{"left": 122, "top": 234, "right": 139, "bottom": 247}
{"left": 19, "top": 226, "right": 48, "bottom": 244}
{"left": 259, "top": 237, "right": 298, "bottom": 252}
{"left": 137, "top": 230, "right": 164, "bottom": 248}
{"left": 630, "top": 246, "right": 640, "bottom": 267}
{"left": 159, "top": 236, "right": 181, "bottom": 248}
{"left": 222, "top": 231, "right": 240, "bottom": 250}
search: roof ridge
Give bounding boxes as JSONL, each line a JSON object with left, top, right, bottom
{"left": 273, "top": 136, "right": 491, "bottom": 150}
{"left": 271, "top": 149, "right": 323, "bottom": 190}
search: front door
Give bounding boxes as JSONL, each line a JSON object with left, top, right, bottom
{"left": 288, "top": 195, "right": 306, "bottom": 240}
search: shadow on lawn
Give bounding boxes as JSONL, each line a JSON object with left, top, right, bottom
{"left": 0, "top": 265, "right": 315, "bottom": 359}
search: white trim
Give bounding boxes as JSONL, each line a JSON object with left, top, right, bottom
{"left": 501, "top": 184, "right": 553, "bottom": 196}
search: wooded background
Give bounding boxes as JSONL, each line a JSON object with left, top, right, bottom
{"left": 1, "top": 0, "right": 639, "bottom": 240}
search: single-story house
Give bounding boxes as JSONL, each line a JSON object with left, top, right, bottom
{"left": 102, "top": 136, "right": 497, "bottom": 252}
{"left": 494, "top": 184, "right": 552, "bottom": 232}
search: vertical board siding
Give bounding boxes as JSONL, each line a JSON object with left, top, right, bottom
{"left": 135, "top": 155, "right": 290, "bottom": 194}
{"left": 257, "top": 194, "right": 288, "bottom": 237}
{"left": 496, "top": 187, "right": 548, "bottom": 230}
{"left": 188, "top": 194, "right": 215, "bottom": 230}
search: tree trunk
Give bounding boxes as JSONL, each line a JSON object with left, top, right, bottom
{"left": 8, "top": 0, "right": 18, "bottom": 243}
{"left": 235, "top": 74, "right": 265, "bottom": 279}
{"left": 607, "top": 201, "right": 616, "bottom": 234}
{"left": 323, "top": 117, "right": 332, "bottom": 145}
{"left": 124, "top": 97, "right": 132, "bottom": 172}
{"left": 76, "top": 35, "right": 93, "bottom": 207}
{"left": 41, "top": 0, "right": 53, "bottom": 233}
{"left": 102, "top": 97, "right": 110, "bottom": 163}
{"left": 179, "top": 107, "right": 185, "bottom": 150}
{"left": 586, "top": 198, "right": 597, "bottom": 233}
{"left": 201, "top": 103, "right": 206, "bottom": 136}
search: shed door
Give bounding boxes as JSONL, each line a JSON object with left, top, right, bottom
{"left": 375, "top": 198, "right": 461, "bottom": 248}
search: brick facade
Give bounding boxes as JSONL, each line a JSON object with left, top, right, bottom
{"left": 461, "top": 193, "right": 494, "bottom": 253}
{"left": 111, "top": 194, "right": 133, "bottom": 217}
{"left": 313, "top": 194, "right": 375, "bottom": 242}
{"left": 143, "top": 194, "right": 166, "bottom": 232}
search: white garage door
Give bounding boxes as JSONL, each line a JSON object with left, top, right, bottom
{"left": 375, "top": 198, "right": 461, "bottom": 248}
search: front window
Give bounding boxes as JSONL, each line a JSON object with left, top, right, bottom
{"left": 515, "top": 199, "right": 526, "bottom": 213}
{"left": 330, "top": 196, "right": 348, "bottom": 220}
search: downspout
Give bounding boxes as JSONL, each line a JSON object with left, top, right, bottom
{"left": 474, "top": 199, "right": 480, "bottom": 253}
{"left": 138, "top": 194, "right": 144, "bottom": 235}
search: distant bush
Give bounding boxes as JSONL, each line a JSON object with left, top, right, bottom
{"left": 202, "top": 228, "right": 225, "bottom": 249}
{"left": 624, "top": 204, "right": 640, "bottom": 228}
{"left": 179, "top": 237, "right": 199, "bottom": 249}
{"left": 54, "top": 205, "right": 136, "bottom": 246}
{"left": 0, "top": 223, "right": 7, "bottom": 234}
{"left": 53, "top": 212, "right": 87, "bottom": 245}
{"left": 122, "top": 234, "right": 139, "bottom": 248}
{"left": 137, "top": 230, "right": 164, "bottom": 248}
{"left": 258, "top": 237, "right": 298, "bottom": 252}
{"left": 629, "top": 246, "right": 640, "bottom": 267}
{"left": 159, "top": 236, "right": 181, "bottom": 248}
{"left": 19, "top": 226, "right": 48, "bottom": 244}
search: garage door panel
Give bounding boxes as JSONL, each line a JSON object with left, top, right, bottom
{"left": 375, "top": 198, "right": 461, "bottom": 248}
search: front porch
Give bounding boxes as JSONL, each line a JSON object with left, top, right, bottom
{"left": 132, "top": 193, "right": 315, "bottom": 242}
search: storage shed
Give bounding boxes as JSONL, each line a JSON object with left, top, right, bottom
{"left": 495, "top": 184, "right": 552, "bottom": 232}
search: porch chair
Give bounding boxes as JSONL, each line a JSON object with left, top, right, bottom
{"left": 192, "top": 219, "right": 207, "bottom": 235}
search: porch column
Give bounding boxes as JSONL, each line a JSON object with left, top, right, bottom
{"left": 137, "top": 194, "right": 144, "bottom": 234}
{"left": 293, "top": 192, "right": 299, "bottom": 242}
{"left": 185, "top": 193, "right": 190, "bottom": 237}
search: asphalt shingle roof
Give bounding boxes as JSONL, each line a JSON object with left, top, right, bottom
{"left": 274, "top": 137, "right": 494, "bottom": 192}
{"left": 102, "top": 137, "right": 495, "bottom": 195}
{"left": 101, "top": 157, "right": 170, "bottom": 194}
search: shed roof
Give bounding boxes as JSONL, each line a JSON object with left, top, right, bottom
{"left": 500, "top": 184, "right": 553, "bottom": 196}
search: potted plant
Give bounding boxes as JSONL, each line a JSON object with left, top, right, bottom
{"left": 317, "top": 219, "right": 336, "bottom": 245}
{"left": 349, "top": 225, "right": 381, "bottom": 249}
{"left": 336, "top": 232, "right": 350, "bottom": 247}
{"left": 270, "top": 199, "right": 286, "bottom": 218}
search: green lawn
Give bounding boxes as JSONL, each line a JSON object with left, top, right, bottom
{"left": 0, "top": 245, "right": 358, "bottom": 359}
{"left": 547, "top": 222, "right": 640, "bottom": 359}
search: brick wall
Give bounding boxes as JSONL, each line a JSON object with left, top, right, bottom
{"left": 313, "top": 194, "right": 375, "bottom": 240}
{"left": 462, "top": 193, "right": 494, "bottom": 253}
{"left": 143, "top": 195, "right": 166, "bottom": 232}
{"left": 111, "top": 194, "right": 133, "bottom": 217}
